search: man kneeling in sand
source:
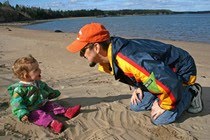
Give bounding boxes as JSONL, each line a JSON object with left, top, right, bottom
{"left": 66, "top": 22, "right": 203, "bottom": 125}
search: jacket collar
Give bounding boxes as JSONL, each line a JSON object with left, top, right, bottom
{"left": 111, "top": 37, "right": 129, "bottom": 80}
{"left": 97, "top": 37, "right": 129, "bottom": 80}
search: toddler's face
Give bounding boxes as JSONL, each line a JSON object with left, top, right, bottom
{"left": 27, "top": 62, "right": 41, "bottom": 81}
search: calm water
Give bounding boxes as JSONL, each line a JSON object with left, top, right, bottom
{"left": 23, "top": 14, "right": 210, "bottom": 43}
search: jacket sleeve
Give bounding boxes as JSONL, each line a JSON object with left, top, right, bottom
{"left": 10, "top": 87, "right": 29, "bottom": 121}
{"left": 116, "top": 52, "right": 182, "bottom": 110}
{"left": 40, "top": 81, "right": 61, "bottom": 99}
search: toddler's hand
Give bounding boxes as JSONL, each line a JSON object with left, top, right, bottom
{"left": 21, "top": 115, "right": 28, "bottom": 122}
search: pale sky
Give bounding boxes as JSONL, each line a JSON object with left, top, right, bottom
{"left": 1, "top": 0, "right": 210, "bottom": 11}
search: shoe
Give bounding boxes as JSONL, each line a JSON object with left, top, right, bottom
{"left": 187, "top": 83, "right": 203, "bottom": 114}
{"left": 50, "top": 120, "right": 63, "bottom": 133}
{"left": 64, "top": 105, "right": 81, "bottom": 119}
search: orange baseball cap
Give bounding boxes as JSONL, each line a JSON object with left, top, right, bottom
{"left": 66, "top": 22, "right": 110, "bottom": 53}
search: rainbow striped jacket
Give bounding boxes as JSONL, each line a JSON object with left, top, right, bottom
{"left": 99, "top": 37, "right": 196, "bottom": 110}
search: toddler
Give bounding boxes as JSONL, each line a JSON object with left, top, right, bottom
{"left": 8, "top": 55, "right": 81, "bottom": 133}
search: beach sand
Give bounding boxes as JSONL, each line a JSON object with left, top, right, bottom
{"left": 0, "top": 26, "right": 210, "bottom": 140}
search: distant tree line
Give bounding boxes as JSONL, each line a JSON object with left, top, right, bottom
{"left": 0, "top": 1, "right": 209, "bottom": 23}
{"left": 0, "top": 1, "right": 173, "bottom": 22}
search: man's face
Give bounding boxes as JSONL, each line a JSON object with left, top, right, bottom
{"left": 81, "top": 43, "right": 101, "bottom": 64}
{"left": 80, "top": 43, "right": 110, "bottom": 67}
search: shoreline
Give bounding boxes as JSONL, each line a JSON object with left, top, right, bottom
{"left": 0, "top": 19, "right": 58, "bottom": 27}
{"left": 0, "top": 26, "right": 210, "bottom": 139}
{"left": 1, "top": 23, "right": 210, "bottom": 45}
{"left": 0, "top": 16, "right": 95, "bottom": 27}
{"left": 1, "top": 15, "right": 210, "bottom": 45}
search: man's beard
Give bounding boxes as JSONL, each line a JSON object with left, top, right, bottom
{"left": 89, "top": 62, "right": 97, "bottom": 67}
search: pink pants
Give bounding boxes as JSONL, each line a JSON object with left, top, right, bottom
{"left": 28, "top": 101, "right": 66, "bottom": 127}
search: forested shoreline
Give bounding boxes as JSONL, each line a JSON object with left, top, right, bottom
{"left": 0, "top": 1, "right": 210, "bottom": 23}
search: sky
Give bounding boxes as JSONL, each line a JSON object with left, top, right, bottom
{"left": 1, "top": 0, "right": 210, "bottom": 12}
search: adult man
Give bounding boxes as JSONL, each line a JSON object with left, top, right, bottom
{"left": 66, "top": 22, "right": 203, "bottom": 125}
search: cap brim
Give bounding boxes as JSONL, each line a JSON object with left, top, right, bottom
{"left": 66, "top": 40, "right": 88, "bottom": 53}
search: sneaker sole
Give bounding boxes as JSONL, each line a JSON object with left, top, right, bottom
{"left": 187, "top": 83, "right": 203, "bottom": 114}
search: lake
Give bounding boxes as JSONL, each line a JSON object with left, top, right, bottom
{"left": 23, "top": 14, "right": 210, "bottom": 43}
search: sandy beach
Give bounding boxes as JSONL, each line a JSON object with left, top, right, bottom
{"left": 0, "top": 26, "right": 210, "bottom": 140}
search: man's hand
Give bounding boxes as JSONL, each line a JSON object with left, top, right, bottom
{"left": 151, "top": 100, "right": 165, "bottom": 120}
{"left": 21, "top": 115, "right": 28, "bottom": 122}
{"left": 131, "top": 88, "right": 143, "bottom": 105}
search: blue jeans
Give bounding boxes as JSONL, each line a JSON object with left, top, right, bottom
{"left": 130, "top": 86, "right": 192, "bottom": 125}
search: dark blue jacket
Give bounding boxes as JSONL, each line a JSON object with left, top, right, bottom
{"left": 110, "top": 37, "right": 196, "bottom": 110}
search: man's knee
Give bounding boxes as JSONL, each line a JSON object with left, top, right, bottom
{"left": 151, "top": 111, "right": 177, "bottom": 125}
{"left": 130, "top": 92, "right": 157, "bottom": 112}
{"left": 130, "top": 102, "right": 151, "bottom": 112}
{"left": 130, "top": 103, "right": 142, "bottom": 112}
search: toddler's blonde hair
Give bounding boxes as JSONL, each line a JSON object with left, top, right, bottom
{"left": 12, "top": 55, "right": 38, "bottom": 79}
